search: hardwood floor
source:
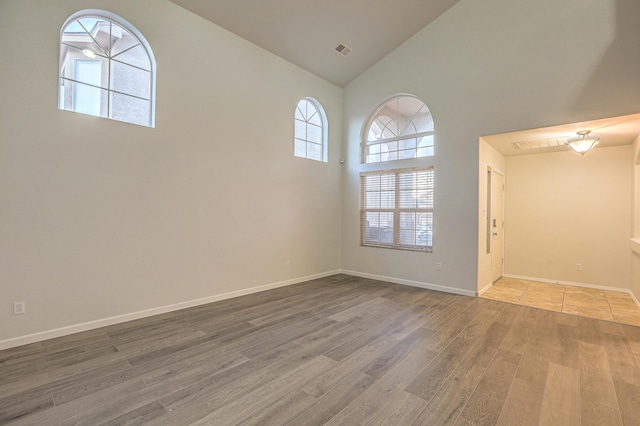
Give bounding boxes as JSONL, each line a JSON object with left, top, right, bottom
{"left": 1, "top": 274, "right": 639, "bottom": 425}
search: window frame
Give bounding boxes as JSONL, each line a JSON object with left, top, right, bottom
{"left": 58, "top": 9, "right": 157, "bottom": 127}
{"left": 360, "top": 166, "right": 434, "bottom": 253}
{"left": 362, "top": 95, "right": 434, "bottom": 164}
{"left": 294, "top": 97, "right": 328, "bottom": 162}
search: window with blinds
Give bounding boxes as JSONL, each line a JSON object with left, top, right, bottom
{"left": 360, "top": 167, "right": 434, "bottom": 252}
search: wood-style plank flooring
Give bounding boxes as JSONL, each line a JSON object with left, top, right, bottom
{"left": 1, "top": 274, "right": 639, "bottom": 425}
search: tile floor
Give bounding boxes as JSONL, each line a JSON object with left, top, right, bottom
{"left": 482, "top": 277, "right": 640, "bottom": 326}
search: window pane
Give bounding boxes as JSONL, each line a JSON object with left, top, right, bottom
{"left": 112, "top": 44, "right": 151, "bottom": 71}
{"left": 380, "top": 190, "right": 395, "bottom": 208}
{"left": 307, "top": 143, "right": 322, "bottom": 161}
{"left": 380, "top": 174, "right": 395, "bottom": 191}
{"left": 307, "top": 124, "right": 322, "bottom": 144}
{"left": 78, "top": 18, "right": 100, "bottom": 33}
{"left": 63, "top": 80, "right": 106, "bottom": 117}
{"left": 62, "top": 20, "right": 101, "bottom": 52}
{"left": 110, "top": 92, "right": 151, "bottom": 126}
{"left": 399, "top": 212, "right": 417, "bottom": 246}
{"left": 365, "top": 192, "right": 380, "bottom": 209}
{"left": 294, "top": 139, "right": 307, "bottom": 157}
{"left": 295, "top": 120, "right": 307, "bottom": 140}
{"left": 110, "top": 24, "right": 136, "bottom": 53}
{"left": 74, "top": 83, "right": 102, "bottom": 116}
{"left": 399, "top": 138, "right": 417, "bottom": 150}
{"left": 308, "top": 110, "right": 322, "bottom": 126}
{"left": 399, "top": 190, "right": 417, "bottom": 209}
{"left": 381, "top": 141, "right": 398, "bottom": 153}
{"left": 365, "top": 212, "right": 394, "bottom": 245}
{"left": 414, "top": 108, "right": 434, "bottom": 133}
{"left": 60, "top": 56, "right": 108, "bottom": 88}
{"left": 367, "top": 154, "right": 380, "bottom": 163}
{"left": 417, "top": 135, "right": 434, "bottom": 157}
{"left": 111, "top": 61, "right": 151, "bottom": 99}
{"left": 417, "top": 212, "right": 433, "bottom": 247}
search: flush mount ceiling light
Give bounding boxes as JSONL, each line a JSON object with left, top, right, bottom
{"left": 566, "top": 130, "right": 599, "bottom": 155}
{"left": 81, "top": 48, "right": 97, "bottom": 59}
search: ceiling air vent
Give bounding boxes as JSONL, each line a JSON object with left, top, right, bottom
{"left": 334, "top": 43, "right": 352, "bottom": 57}
{"left": 514, "top": 137, "right": 569, "bottom": 151}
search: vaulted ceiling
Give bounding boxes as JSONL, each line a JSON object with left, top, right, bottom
{"left": 169, "top": 0, "right": 463, "bottom": 87}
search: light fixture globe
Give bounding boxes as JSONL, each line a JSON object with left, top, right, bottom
{"left": 566, "top": 130, "right": 599, "bottom": 155}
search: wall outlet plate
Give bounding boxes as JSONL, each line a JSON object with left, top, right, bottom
{"left": 13, "top": 301, "right": 25, "bottom": 315}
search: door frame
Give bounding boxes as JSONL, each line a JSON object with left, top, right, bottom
{"left": 490, "top": 168, "right": 505, "bottom": 283}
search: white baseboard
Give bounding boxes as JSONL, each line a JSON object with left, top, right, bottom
{"left": 0, "top": 270, "right": 341, "bottom": 351}
{"left": 502, "top": 273, "right": 640, "bottom": 310}
{"left": 339, "top": 269, "right": 476, "bottom": 297}
{"left": 477, "top": 282, "right": 494, "bottom": 296}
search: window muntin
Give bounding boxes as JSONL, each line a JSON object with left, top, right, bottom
{"left": 360, "top": 167, "right": 434, "bottom": 252}
{"left": 364, "top": 96, "right": 434, "bottom": 163}
{"left": 59, "top": 11, "right": 155, "bottom": 127}
{"left": 295, "top": 98, "right": 327, "bottom": 162}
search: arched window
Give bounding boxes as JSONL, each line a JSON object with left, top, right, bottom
{"left": 294, "top": 98, "right": 328, "bottom": 162}
{"left": 363, "top": 95, "right": 434, "bottom": 163}
{"left": 59, "top": 10, "right": 156, "bottom": 127}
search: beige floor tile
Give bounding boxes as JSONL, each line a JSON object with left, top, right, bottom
{"left": 521, "top": 285, "right": 565, "bottom": 304}
{"left": 517, "top": 298, "right": 563, "bottom": 312}
{"left": 612, "top": 312, "right": 640, "bottom": 327}
{"left": 482, "top": 288, "right": 521, "bottom": 304}
{"left": 526, "top": 281, "right": 561, "bottom": 292}
{"left": 563, "top": 292, "right": 610, "bottom": 310}
{"left": 608, "top": 301, "right": 640, "bottom": 314}
{"left": 561, "top": 304, "right": 615, "bottom": 322}
{"left": 493, "top": 278, "right": 529, "bottom": 292}
{"left": 604, "top": 291, "right": 635, "bottom": 301}
{"left": 564, "top": 287, "right": 606, "bottom": 297}
{"left": 481, "top": 279, "right": 640, "bottom": 326}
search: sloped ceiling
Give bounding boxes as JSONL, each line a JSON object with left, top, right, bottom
{"left": 169, "top": 0, "right": 463, "bottom": 87}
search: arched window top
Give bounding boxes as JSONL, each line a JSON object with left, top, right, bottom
{"left": 59, "top": 10, "right": 156, "bottom": 127}
{"left": 294, "top": 97, "right": 328, "bottom": 162}
{"left": 363, "top": 95, "right": 434, "bottom": 163}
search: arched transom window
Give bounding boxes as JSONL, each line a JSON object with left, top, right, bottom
{"left": 363, "top": 95, "right": 434, "bottom": 163}
{"left": 59, "top": 10, "right": 156, "bottom": 127}
{"left": 294, "top": 98, "right": 328, "bottom": 162}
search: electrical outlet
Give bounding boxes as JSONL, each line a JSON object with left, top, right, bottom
{"left": 285, "top": 260, "right": 291, "bottom": 269}
{"left": 437, "top": 262, "right": 442, "bottom": 271}
{"left": 13, "top": 301, "right": 25, "bottom": 315}
{"left": 576, "top": 263, "right": 581, "bottom": 271}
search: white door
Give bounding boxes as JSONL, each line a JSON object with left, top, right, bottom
{"left": 491, "top": 172, "right": 504, "bottom": 282}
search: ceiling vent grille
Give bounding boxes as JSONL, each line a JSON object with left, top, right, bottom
{"left": 514, "top": 137, "right": 569, "bottom": 150}
{"left": 334, "top": 43, "right": 352, "bottom": 57}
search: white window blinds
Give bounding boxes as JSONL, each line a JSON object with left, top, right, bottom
{"left": 360, "top": 167, "right": 434, "bottom": 252}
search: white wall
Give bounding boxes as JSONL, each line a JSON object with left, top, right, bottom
{"left": 504, "top": 146, "right": 632, "bottom": 288}
{"left": 0, "top": 0, "right": 343, "bottom": 345}
{"left": 342, "top": 0, "right": 640, "bottom": 294}
{"left": 477, "top": 140, "right": 506, "bottom": 293}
